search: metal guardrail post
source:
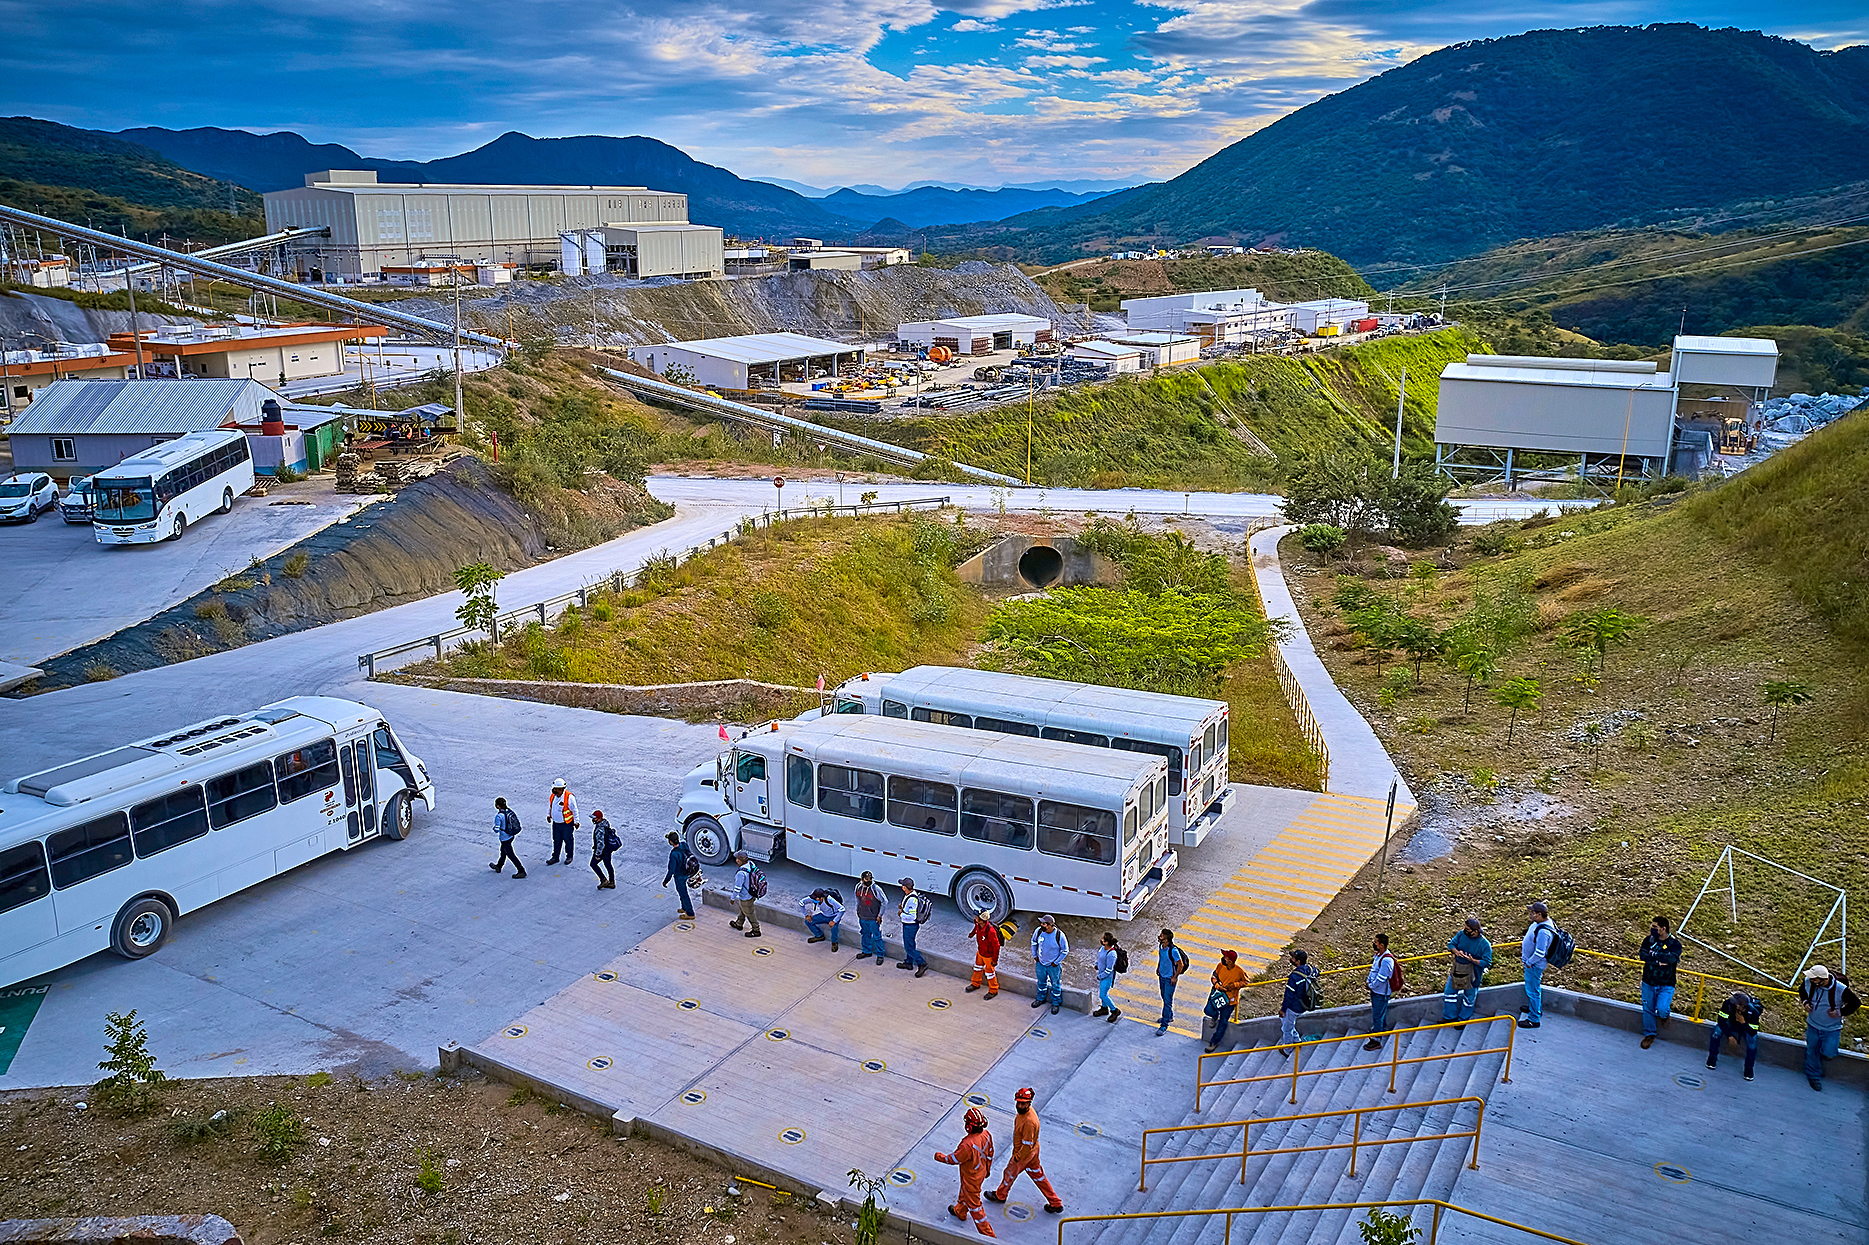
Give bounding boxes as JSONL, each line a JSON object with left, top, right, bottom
{"left": 433, "top": 636, "right": 443, "bottom": 662}
{"left": 1349, "top": 1109, "right": 1361, "bottom": 1177}
{"left": 1290, "top": 1040, "right": 1302, "bottom": 1105}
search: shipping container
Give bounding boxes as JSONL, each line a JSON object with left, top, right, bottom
{"left": 1353, "top": 317, "right": 1380, "bottom": 333}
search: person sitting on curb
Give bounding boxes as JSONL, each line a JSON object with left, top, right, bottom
{"left": 1801, "top": 964, "right": 1849, "bottom": 1092}
{"left": 1638, "top": 914, "right": 1683, "bottom": 1049}
{"left": 799, "top": 888, "right": 844, "bottom": 950}
{"left": 1706, "top": 991, "right": 1763, "bottom": 1082}
{"left": 1442, "top": 917, "right": 1492, "bottom": 1021}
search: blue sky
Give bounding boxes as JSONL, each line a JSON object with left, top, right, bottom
{"left": 6, "top": 1, "right": 1866, "bottom": 188}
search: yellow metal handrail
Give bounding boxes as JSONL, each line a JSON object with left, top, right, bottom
{"left": 1056, "top": 1198, "right": 1589, "bottom": 1245}
{"left": 1139, "top": 1095, "right": 1484, "bottom": 1191}
{"left": 1195, "top": 1015, "right": 1514, "bottom": 1111}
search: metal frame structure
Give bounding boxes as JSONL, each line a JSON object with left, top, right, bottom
{"left": 1057, "top": 1198, "right": 1589, "bottom": 1245}
{"left": 1679, "top": 845, "right": 1848, "bottom": 987}
{"left": 1432, "top": 442, "right": 1664, "bottom": 491}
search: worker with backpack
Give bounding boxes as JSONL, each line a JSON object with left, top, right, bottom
{"left": 1279, "top": 948, "right": 1320, "bottom": 1054}
{"left": 728, "top": 851, "right": 764, "bottom": 938}
{"left": 1519, "top": 900, "right": 1573, "bottom": 1029}
{"left": 662, "top": 831, "right": 700, "bottom": 919}
{"left": 1094, "top": 933, "right": 1126, "bottom": 1023}
{"left": 1364, "top": 933, "right": 1403, "bottom": 1050}
{"left": 1156, "top": 929, "right": 1191, "bottom": 1037}
{"left": 588, "top": 810, "right": 619, "bottom": 890}
{"left": 490, "top": 797, "right": 525, "bottom": 879}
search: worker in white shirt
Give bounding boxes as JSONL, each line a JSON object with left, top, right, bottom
{"left": 546, "top": 778, "right": 578, "bottom": 865}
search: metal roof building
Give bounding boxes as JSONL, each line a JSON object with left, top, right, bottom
{"left": 6, "top": 379, "right": 272, "bottom": 478}
{"left": 896, "top": 313, "right": 1052, "bottom": 354}
{"left": 629, "top": 333, "right": 866, "bottom": 390}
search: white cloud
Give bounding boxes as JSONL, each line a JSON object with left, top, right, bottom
{"left": 951, "top": 18, "right": 1000, "bottom": 31}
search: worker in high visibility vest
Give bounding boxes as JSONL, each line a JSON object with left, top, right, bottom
{"left": 987, "top": 1087, "right": 1062, "bottom": 1213}
{"left": 546, "top": 779, "right": 578, "bottom": 865}
{"left": 935, "top": 1106, "right": 997, "bottom": 1237}
{"left": 967, "top": 910, "right": 1001, "bottom": 999}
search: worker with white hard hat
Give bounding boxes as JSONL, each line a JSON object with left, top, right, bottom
{"left": 545, "top": 778, "right": 578, "bottom": 866}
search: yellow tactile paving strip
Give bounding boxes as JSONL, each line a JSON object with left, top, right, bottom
{"left": 1108, "top": 792, "right": 1412, "bottom": 1038}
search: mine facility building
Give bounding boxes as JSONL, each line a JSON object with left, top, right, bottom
{"left": 1103, "top": 332, "right": 1200, "bottom": 368}
{"left": 559, "top": 223, "right": 725, "bottom": 279}
{"left": 896, "top": 313, "right": 1053, "bottom": 355}
{"left": 630, "top": 333, "right": 866, "bottom": 390}
{"left": 4, "top": 378, "right": 272, "bottom": 479}
{"left": 263, "top": 171, "right": 721, "bottom": 278}
{"left": 108, "top": 322, "right": 388, "bottom": 385}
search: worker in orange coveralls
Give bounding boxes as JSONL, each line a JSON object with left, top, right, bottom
{"left": 935, "top": 1106, "right": 997, "bottom": 1236}
{"left": 967, "top": 910, "right": 1002, "bottom": 999}
{"left": 986, "top": 1086, "right": 1063, "bottom": 1213}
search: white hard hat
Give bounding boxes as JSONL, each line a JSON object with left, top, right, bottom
{"left": 552, "top": 778, "right": 567, "bottom": 790}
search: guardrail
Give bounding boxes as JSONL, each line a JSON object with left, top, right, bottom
{"left": 1267, "top": 641, "right": 1331, "bottom": 790}
{"left": 1057, "top": 1198, "right": 1588, "bottom": 1245}
{"left": 1140, "top": 1094, "right": 1484, "bottom": 1190}
{"left": 1195, "top": 1015, "right": 1514, "bottom": 1112}
{"left": 355, "top": 494, "right": 951, "bottom": 676}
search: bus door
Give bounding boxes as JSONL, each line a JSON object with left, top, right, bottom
{"left": 733, "top": 749, "right": 777, "bottom": 825}
{"left": 339, "top": 737, "right": 379, "bottom": 844}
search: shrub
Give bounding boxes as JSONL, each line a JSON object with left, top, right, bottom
{"left": 271, "top": 465, "right": 306, "bottom": 484}
{"left": 416, "top": 1150, "right": 446, "bottom": 1195}
{"left": 250, "top": 1102, "right": 306, "bottom": 1163}
{"left": 1470, "top": 529, "right": 1514, "bottom": 557}
{"left": 168, "top": 1108, "right": 242, "bottom": 1146}
{"left": 589, "top": 600, "right": 613, "bottom": 622}
{"left": 1297, "top": 523, "right": 1347, "bottom": 560}
{"left": 748, "top": 591, "right": 793, "bottom": 630}
{"left": 635, "top": 552, "right": 679, "bottom": 593}
{"left": 96, "top": 1010, "right": 166, "bottom": 1114}
{"left": 82, "top": 661, "right": 118, "bottom": 683}
{"left": 194, "top": 598, "right": 228, "bottom": 620}
{"left": 152, "top": 627, "right": 214, "bottom": 662}
{"left": 282, "top": 551, "right": 311, "bottom": 578}
{"left": 211, "top": 616, "right": 246, "bottom": 646}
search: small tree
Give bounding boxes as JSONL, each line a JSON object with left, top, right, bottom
{"left": 97, "top": 1010, "right": 167, "bottom": 1114}
{"left": 1357, "top": 1208, "right": 1422, "bottom": 1245}
{"left": 1396, "top": 618, "right": 1446, "bottom": 685}
{"left": 1562, "top": 606, "right": 1644, "bottom": 673}
{"left": 1298, "top": 523, "right": 1347, "bottom": 561}
{"left": 1452, "top": 645, "right": 1498, "bottom": 714}
{"left": 847, "top": 1170, "right": 888, "bottom": 1245}
{"left": 1760, "top": 678, "right": 1812, "bottom": 743}
{"left": 1495, "top": 676, "right": 1542, "bottom": 745}
{"left": 453, "top": 561, "right": 505, "bottom": 638}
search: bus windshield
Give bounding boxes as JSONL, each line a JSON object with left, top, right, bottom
{"left": 92, "top": 472, "right": 155, "bottom": 515}
{"left": 93, "top": 478, "right": 156, "bottom": 522}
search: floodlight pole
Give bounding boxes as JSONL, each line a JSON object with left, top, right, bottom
{"left": 1392, "top": 368, "right": 1407, "bottom": 479}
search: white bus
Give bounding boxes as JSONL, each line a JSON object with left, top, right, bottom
{"left": 0, "top": 696, "right": 435, "bottom": 987}
{"left": 821, "top": 666, "right": 1234, "bottom": 846}
{"left": 676, "top": 715, "right": 1176, "bottom": 923}
{"left": 91, "top": 428, "right": 254, "bottom": 544}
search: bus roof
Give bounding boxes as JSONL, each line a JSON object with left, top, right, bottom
{"left": 763, "top": 714, "right": 1167, "bottom": 800}
{"left": 94, "top": 427, "right": 246, "bottom": 480}
{"left": 877, "top": 665, "right": 1225, "bottom": 730}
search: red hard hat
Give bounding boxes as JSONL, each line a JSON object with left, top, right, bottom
{"left": 1014, "top": 1087, "right": 1035, "bottom": 1103}
{"left": 964, "top": 1107, "right": 988, "bottom": 1130}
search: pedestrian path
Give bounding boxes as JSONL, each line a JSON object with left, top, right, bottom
{"left": 1106, "top": 792, "right": 1405, "bottom": 1036}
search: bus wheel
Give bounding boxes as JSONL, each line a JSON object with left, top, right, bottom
{"left": 111, "top": 897, "right": 174, "bottom": 959}
{"left": 954, "top": 869, "right": 1013, "bottom": 926}
{"left": 381, "top": 793, "right": 413, "bottom": 841}
{"left": 686, "top": 816, "right": 732, "bottom": 867}
{"left": 218, "top": 486, "right": 234, "bottom": 514}
{"left": 169, "top": 514, "right": 186, "bottom": 541}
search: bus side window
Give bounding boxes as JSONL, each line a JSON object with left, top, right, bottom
{"left": 1205, "top": 722, "right": 1218, "bottom": 758}
{"left": 736, "top": 753, "right": 766, "bottom": 783}
{"left": 834, "top": 698, "right": 866, "bottom": 715}
{"left": 881, "top": 700, "right": 908, "bottom": 719}
{"left": 1189, "top": 741, "right": 1203, "bottom": 772}
{"left": 276, "top": 739, "right": 340, "bottom": 803}
{"left": 0, "top": 841, "right": 50, "bottom": 914}
{"left": 975, "top": 716, "right": 1039, "bottom": 738}
{"left": 913, "top": 707, "right": 973, "bottom": 729}
{"left": 1157, "top": 775, "right": 1169, "bottom": 810}
{"left": 819, "top": 765, "right": 884, "bottom": 822}
{"left": 1124, "top": 806, "right": 1138, "bottom": 845}
{"left": 1042, "top": 726, "right": 1110, "bottom": 748}
{"left": 962, "top": 790, "right": 1033, "bottom": 848}
{"left": 1219, "top": 718, "right": 1229, "bottom": 750}
{"left": 786, "top": 755, "right": 814, "bottom": 808}
{"left": 130, "top": 787, "right": 209, "bottom": 857}
{"left": 887, "top": 777, "right": 957, "bottom": 836}
{"left": 47, "top": 812, "right": 133, "bottom": 888}
{"left": 1036, "top": 801, "right": 1117, "bottom": 864}
{"left": 373, "top": 726, "right": 406, "bottom": 771}
{"left": 1114, "top": 739, "right": 1183, "bottom": 796}
{"left": 208, "top": 762, "right": 278, "bottom": 829}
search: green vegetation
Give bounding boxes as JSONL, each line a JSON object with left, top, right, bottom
{"left": 1282, "top": 452, "right": 1459, "bottom": 547}
{"left": 453, "top": 562, "right": 505, "bottom": 637}
{"left": 96, "top": 1010, "right": 166, "bottom": 1114}
{"left": 2, "top": 282, "right": 199, "bottom": 318}
{"left": 250, "top": 1102, "right": 307, "bottom": 1163}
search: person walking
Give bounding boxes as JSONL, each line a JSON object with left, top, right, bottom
{"left": 728, "top": 851, "right": 762, "bottom": 938}
{"left": 661, "top": 831, "right": 699, "bottom": 918}
{"left": 1363, "top": 933, "right": 1398, "bottom": 1051}
{"left": 1279, "top": 949, "right": 1318, "bottom": 1055}
{"left": 1204, "top": 949, "right": 1247, "bottom": 1053}
{"left": 545, "top": 778, "right": 578, "bottom": 866}
{"left": 489, "top": 797, "right": 525, "bottom": 879}
{"left": 1030, "top": 915, "right": 1068, "bottom": 1015}
{"left": 1519, "top": 901, "right": 1557, "bottom": 1028}
{"left": 1638, "top": 915, "right": 1682, "bottom": 1048}
{"left": 800, "top": 888, "right": 844, "bottom": 950}
{"left": 1442, "top": 917, "right": 1493, "bottom": 1022}
{"left": 967, "top": 910, "right": 1002, "bottom": 999}
{"left": 589, "top": 809, "right": 618, "bottom": 890}
{"left": 986, "top": 1087, "right": 1063, "bottom": 1214}
{"left": 1800, "top": 964, "right": 1848, "bottom": 1091}
{"left": 898, "top": 878, "right": 930, "bottom": 977}
{"left": 855, "top": 872, "right": 888, "bottom": 964}
{"left": 1155, "top": 929, "right": 1190, "bottom": 1036}
{"left": 1706, "top": 991, "right": 1763, "bottom": 1082}
{"left": 935, "top": 1107, "right": 997, "bottom": 1238}
{"left": 1094, "top": 934, "right": 1123, "bottom": 1022}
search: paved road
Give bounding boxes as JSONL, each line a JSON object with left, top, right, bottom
{"left": 0, "top": 480, "right": 371, "bottom": 667}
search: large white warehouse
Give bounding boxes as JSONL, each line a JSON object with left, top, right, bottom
{"left": 630, "top": 333, "right": 866, "bottom": 390}
{"left": 897, "top": 314, "right": 1052, "bottom": 354}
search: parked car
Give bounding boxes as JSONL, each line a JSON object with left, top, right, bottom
{"left": 0, "top": 472, "right": 58, "bottom": 523}
{"left": 61, "top": 475, "right": 95, "bottom": 524}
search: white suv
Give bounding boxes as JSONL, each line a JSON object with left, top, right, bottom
{"left": 0, "top": 473, "right": 58, "bottom": 523}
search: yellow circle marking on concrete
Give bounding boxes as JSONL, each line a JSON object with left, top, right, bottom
{"left": 887, "top": 1168, "right": 916, "bottom": 1188}
{"left": 1004, "top": 1203, "right": 1035, "bottom": 1222}
{"left": 676, "top": 921, "right": 696, "bottom": 931}
{"left": 1027, "top": 1026, "right": 1051, "bottom": 1040}
{"left": 838, "top": 970, "right": 861, "bottom": 982}
{"left": 928, "top": 998, "right": 952, "bottom": 1011}
{"left": 754, "top": 946, "right": 775, "bottom": 957}
{"left": 680, "top": 1089, "right": 707, "bottom": 1106}
{"left": 594, "top": 970, "right": 618, "bottom": 982}
{"left": 1075, "top": 1122, "right": 1101, "bottom": 1137}
{"left": 1654, "top": 1163, "right": 1691, "bottom": 1184}
{"left": 861, "top": 1059, "right": 887, "bottom": 1074}
{"left": 965, "top": 1091, "right": 991, "bottom": 1107}
{"left": 503, "top": 1025, "right": 528, "bottom": 1039}
{"left": 678, "top": 998, "right": 701, "bottom": 1011}
{"left": 766, "top": 1028, "right": 791, "bottom": 1042}
{"left": 779, "top": 1127, "right": 806, "bottom": 1145}
{"left": 587, "top": 1056, "right": 613, "bottom": 1071}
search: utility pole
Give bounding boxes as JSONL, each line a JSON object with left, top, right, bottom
{"left": 452, "top": 268, "right": 466, "bottom": 437}
{"left": 1678, "top": 306, "right": 1687, "bottom": 337}
{"left": 1025, "top": 370, "right": 1034, "bottom": 486}
{"left": 1439, "top": 285, "right": 1448, "bottom": 322}
{"left": 123, "top": 248, "right": 146, "bottom": 380}
{"left": 1392, "top": 368, "right": 1407, "bottom": 479}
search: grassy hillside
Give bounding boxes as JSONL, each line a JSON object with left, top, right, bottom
{"left": 1288, "top": 416, "right": 1867, "bottom": 1034}
{"left": 1036, "top": 252, "right": 1375, "bottom": 313}
{"left": 0, "top": 176, "right": 261, "bottom": 248}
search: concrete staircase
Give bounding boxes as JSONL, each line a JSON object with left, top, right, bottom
{"left": 1091, "top": 1020, "right": 1510, "bottom": 1245}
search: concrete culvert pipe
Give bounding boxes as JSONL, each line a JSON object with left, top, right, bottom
{"left": 1017, "top": 543, "right": 1065, "bottom": 588}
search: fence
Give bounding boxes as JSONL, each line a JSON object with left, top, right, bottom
{"left": 1056, "top": 1198, "right": 1588, "bottom": 1245}
{"left": 1240, "top": 519, "right": 1332, "bottom": 791}
{"left": 1139, "top": 1094, "right": 1485, "bottom": 1191}
{"left": 1194, "top": 1015, "right": 1515, "bottom": 1112}
{"left": 356, "top": 495, "right": 952, "bottom": 676}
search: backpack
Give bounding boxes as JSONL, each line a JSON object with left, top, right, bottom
{"left": 1542, "top": 924, "right": 1576, "bottom": 969}
{"left": 501, "top": 809, "right": 521, "bottom": 836}
{"left": 747, "top": 863, "right": 768, "bottom": 899}
{"left": 1169, "top": 944, "right": 1190, "bottom": 975}
{"left": 1114, "top": 946, "right": 1129, "bottom": 975}
{"left": 1386, "top": 956, "right": 1405, "bottom": 992}
{"left": 603, "top": 824, "right": 621, "bottom": 853}
{"left": 826, "top": 888, "right": 844, "bottom": 905}
{"left": 1841, "top": 977, "right": 1861, "bottom": 1018}
{"left": 1300, "top": 969, "right": 1322, "bottom": 1012}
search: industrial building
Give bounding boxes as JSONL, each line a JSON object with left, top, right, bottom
{"left": 896, "top": 313, "right": 1053, "bottom": 354}
{"left": 630, "top": 333, "right": 865, "bottom": 391}
{"left": 1065, "top": 340, "right": 1144, "bottom": 373}
{"left": 787, "top": 249, "right": 862, "bottom": 272}
{"left": 108, "top": 322, "right": 388, "bottom": 385}
{"left": 1104, "top": 332, "right": 1200, "bottom": 368}
{"left": 263, "top": 170, "right": 720, "bottom": 278}
{"left": 5, "top": 379, "right": 273, "bottom": 478}
{"left": 1120, "top": 289, "right": 1369, "bottom": 344}
{"left": 559, "top": 224, "right": 725, "bottom": 279}
{"left": 1433, "top": 336, "right": 1779, "bottom": 484}
{"left": 2, "top": 344, "right": 138, "bottom": 412}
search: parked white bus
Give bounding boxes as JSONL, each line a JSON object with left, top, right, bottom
{"left": 0, "top": 696, "right": 435, "bottom": 987}
{"left": 676, "top": 715, "right": 1176, "bottom": 923}
{"left": 820, "top": 666, "right": 1234, "bottom": 846}
{"left": 91, "top": 428, "right": 254, "bottom": 544}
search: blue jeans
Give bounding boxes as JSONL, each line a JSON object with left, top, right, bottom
{"left": 672, "top": 872, "right": 693, "bottom": 915}
{"left": 1159, "top": 975, "right": 1177, "bottom": 1027}
{"left": 1206, "top": 999, "right": 1235, "bottom": 1049}
{"left": 1036, "top": 962, "right": 1062, "bottom": 1006}
{"left": 1709, "top": 1025, "right": 1759, "bottom": 1076}
{"left": 807, "top": 914, "right": 840, "bottom": 946}
{"left": 1640, "top": 982, "right": 1675, "bottom": 1037}
{"left": 859, "top": 918, "right": 883, "bottom": 957}
{"left": 1098, "top": 977, "right": 1115, "bottom": 1012}
{"left": 1443, "top": 976, "right": 1479, "bottom": 1021}
{"left": 1368, "top": 990, "right": 1391, "bottom": 1046}
{"left": 1805, "top": 1024, "right": 1841, "bottom": 1081}
{"left": 1523, "top": 961, "right": 1545, "bottom": 1022}
{"left": 902, "top": 922, "right": 925, "bottom": 967}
